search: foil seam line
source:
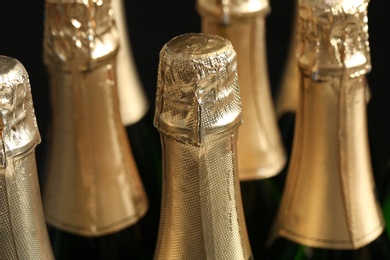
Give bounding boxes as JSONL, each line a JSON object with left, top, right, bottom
{"left": 43, "top": 49, "right": 119, "bottom": 72}
{"left": 284, "top": 75, "right": 306, "bottom": 229}
{"left": 338, "top": 73, "right": 355, "bottom": 244}
{"left": 156, "top": 120, "right": 242, "bottom": 146}
{"left": 3, "top": 138, "right": 40, "bottom": 158}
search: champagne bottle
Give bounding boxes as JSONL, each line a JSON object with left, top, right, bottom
{"left": 111, "top": 0, "right": 148, "bottom": 126}
{"left": 274, "top": 0, "right": 300, "bottom": 167}
{"left": 0, "top": 55, "right": 54, "bottom": 260}
{"left": 274, "top": 0, "right": 300, "bottom": 121}
{"left": 196, "top": 1, "right": 287, "bottom": 256}
{"left": 112, "top": 0, "right": 162, "bottom": 250}
{"left": 274, "top": 0, "right": 371, "bottom": 157}
{"left": 153, "top": 32, "right": 253, "bottom": 260}
{"left": 267, "top": 0, "right": 390, "bottom": 258}
{"left": 197, "top": 0, "right": 286, "bottom": 181}
{"left": 42, "top": 0, "right": 152, "bottom": 259}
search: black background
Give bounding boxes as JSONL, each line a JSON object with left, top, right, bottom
{"left": 0, "top": 0, "right": 389, "bottom": 190}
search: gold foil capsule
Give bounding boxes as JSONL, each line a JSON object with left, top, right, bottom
{"left": 42, "top": 0, "right": 148, "bottom": 236}
{"left": 270, "top": 0, "right": 384, "bottom": 249}
{"left": 0, "top": 55, "right": 54, "bottom": 259}
{"left": 154, "top": 33, "right": 253, "bottom": 260}
{"left": 275, "top": 0, "right": 371, "bottom": 119}
{"left": 197, "top": 0, "right": 286, "bottom": 181}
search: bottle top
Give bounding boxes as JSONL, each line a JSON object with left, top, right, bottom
{"left": 43, "top": 0, "right": 119, "bottom": 71}
{"left": 297, "top": 0, "right": 370, "bottom": 79}
{"left": 154, "top": 33, "right": 242, "bottom": 145}
{"left": 0, "top": 56, "right": 40, "bottom": 160}
{"left": 197, "top": 0, "right": 270, "bottom": 24}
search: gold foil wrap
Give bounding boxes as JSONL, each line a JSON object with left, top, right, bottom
{"left": 0, "top": 56, "right": 54, "bottom": 259}
{"left": 42, "top": 0, "right": 148, "bottom": 236}
{"left": 154, "top": 33, "right": 253, "bottom": 259}
{"left": 197, "top": 0, "right": 286, "bottom": 181}
{"left": 275, "top": 0, "right": 300, "bottom": 118}
{"left": 112, "top": 0, "right": 148, "bottom": 125}
{"left": 270, "top": 0, "right": 384, "bottom": 249}
{"left": 276, "top": 0, "right": 371, "bottom": 118}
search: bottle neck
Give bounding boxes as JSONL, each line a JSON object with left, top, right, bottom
{"left": 0, "top": 151, "right": 54, "bottom": 259}
{"left": 111, "top": 0, "right": 149, "bottom": 126}
{"left": 273, "top": 73, "right": 384, "bottom": 249}
{"left": 43, "top": 0, "right": 118, "bottom": 71}
{"left": 200, "top": 11, "right": 286, "bottom": 181}
{"left": 155, "top": 130, "right": 252, "bottom": 259}
{"left": 43, "top": 60, "right": 148, "bottom": 237}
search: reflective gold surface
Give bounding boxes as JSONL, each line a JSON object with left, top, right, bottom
{"left": 297, "top": 0, "right": 371, "bottom": 78}
{"left": 197, "top": 0, "right": 286, "bottom": 181}
{"left": 42, "top": 0, "right": 148, "bottom": 236}
{"left": 275, "top": 0, "right": 300, "bottom": 118}
{"left": 270, "top": 0, "right": 384, "bottom": 249}
{"left": 197, "top": 0, "right": 270, "bottom": 21}
{"left": 112, "top": 0, "right": 148, "bottom": 125}
{"left": 0, "top": 56, "right": 54, "bottom": 259}
{"left": 154, "top": 33, "right": 252, "bottom": 259}
{"left": 275, "top": 0, "right": 371, "bottom": 118}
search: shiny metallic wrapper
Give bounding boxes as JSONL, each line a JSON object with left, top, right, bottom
{"left": 276, "top": 0, "right": 371, "bottom": 118}
{"left": 0, "top": 56, "right": 54, "bottom": 259}
{"left": 275, "top": 0, "right": 300, "bottom": 118}
{"left": 197, "top": 0, "right": 286, "bottom": 180}
{"left": 154, "top": 33, "right": 253, "bottom": 259}
{"left": 42, "top": 0, "right": 148, "bottom": 236}
{"left": 112, "top": 0, "right": 148, "bottom": 125}
{"left": 270, "top": 0, "right": 384, "bottom": 249}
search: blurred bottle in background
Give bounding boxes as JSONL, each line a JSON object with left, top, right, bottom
{"left": 41, "top": 0, "right": 153, "bottom": 259}
{"left": 112, "top": 0, "right": 148, "bottom": 126}
{"left": 197, "top": 0, "right": 286, "bottom": 182}
{"left": 266, "top": 0, "right": 390, "bottom": 259}
{"left": 274, "top": 0, "right": 300, "bottom": 169}
{"left": 112, "top": 0, "right": 162, "bottom": 253}
{"left": 197, "top": 0, "right": 287, "bottom": 256}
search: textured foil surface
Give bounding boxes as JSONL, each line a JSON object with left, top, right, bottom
{"left": 276, "top": 0, "right": 371, "bottom": 118}
{"left": 112, "top": 0, "right": 148, "bottom": 125}
{"left": 154, "top": 33, "right": 253, "bottom": 259}
{"left": 197, "top": 0, "right": 286, "bottom": 180}
{"left": 271, "top": 0, "right": 384, "bottom": 249}
{"left": 43, "top": 0, "right": 118, "bottom": 71}
{"left": 297, "top": 0, "right": 371, "bottom": 79}
{"left": 43, "top": 0, "right": 148, "bottom": 236}
{"left": 0, "top": 56, "right": 54, "bottom": 259}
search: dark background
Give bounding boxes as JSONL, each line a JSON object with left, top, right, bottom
{"left": 0, "top": 0, "right": 389, "bottom": 190}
